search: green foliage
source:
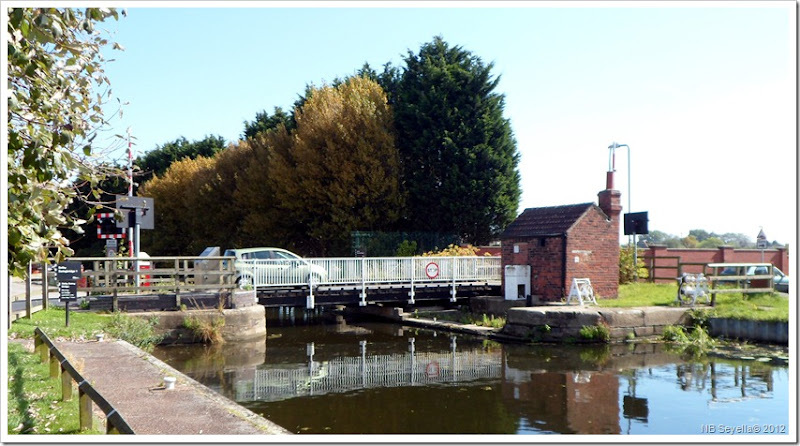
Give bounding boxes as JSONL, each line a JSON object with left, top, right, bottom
{"left": 182, "top": 314, "right": 225, "bottom": 344}
{"left": 8, "top": 308, "right": 109, "bottom": 340}
{"left": 395, "top": 240, "right": 418, "bottom": 257}
{"left": 579, "top": 324, "right": 611, "bottom": 342}
{"left": 136, "top": 135, "right": 227, "bottom": 185}
{"left": 7, "top": 7, "right": 125, "bottom": 277}
{"left": 242, "top": 107, "right": 294, "bottom": 139}
{"left": 662, "top": 325, "right": 715, "bottom": 357}
{"left": 640, "top": 228, "right": 784, "bottom": 248}
{"left": 619, "top": 245, "right": 649, "bottom": 284}
{"left": 393, "top": 36, "right": 521, "bottom": 245}
{"left": 103, "top": 312, "right": 162, "bottom": 352}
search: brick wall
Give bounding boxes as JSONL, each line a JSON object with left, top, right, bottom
{"left": 566, "top": 209, "right": 620, "bottom": 299}
{"left": 501, "top": 237, "right": 565, "bottom": 300}
{"left": 643, "top": 244, "right": 790, "bottom": 282}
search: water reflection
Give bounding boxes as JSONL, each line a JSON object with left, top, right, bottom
{"left": 152, "top": 313, "right": 788, "bottom": 435}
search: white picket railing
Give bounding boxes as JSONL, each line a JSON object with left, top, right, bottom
{"left": 238, "top": 256, "right": 501, "bottom": 289}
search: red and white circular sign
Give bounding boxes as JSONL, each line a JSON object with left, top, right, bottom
{"left": 425, "top": 262, "right": 440, "bottom": 279}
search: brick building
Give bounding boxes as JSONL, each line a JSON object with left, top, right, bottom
{"left": 500, "top": 174, "right": 621, "bottom": 301}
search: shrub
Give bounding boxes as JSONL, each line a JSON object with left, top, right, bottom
{"left": 579, "top": 324, "right": 611, "bottom": 342}
{"left": 182, "top": 315, "right": 225, "bottom": 344}
{"left": 619, "top": 245, "right": 648, "bottom": 284}
{"left": 104, "top": 312, "right": 162, "bottom": 352}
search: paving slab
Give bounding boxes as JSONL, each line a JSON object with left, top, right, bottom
{"left": 53, "top": 339, "right": 290, "bottom": 436}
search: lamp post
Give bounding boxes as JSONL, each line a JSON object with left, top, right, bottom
{"left": 608, "top": 142, "right": 636, "bottom": 277}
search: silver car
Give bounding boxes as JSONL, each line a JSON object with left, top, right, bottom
{"left": 223, "top": 247, "right": 328, "bottom": 288}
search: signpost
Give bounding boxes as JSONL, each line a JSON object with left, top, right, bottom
{"left": 756, "top": 228, "right": 768, "bottom": 262}
{"left": 57, "top": 261, "right": 81, "bottom": 326}
{"left": 116, "top": 195, "right": 155, "bottom": 288}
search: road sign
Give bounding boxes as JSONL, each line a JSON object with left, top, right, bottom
{"left": 56, "top": 261, "right": 81, "bottom": 281}
{"left": 97, "top": 212, "right": 125, "bottom": 239}
{"left": 57, "top": 261, "right": 81, "bottom": 302}
{"left": 116, "top": 195, "right": 155, "bottom": 229}
{"left": 425, "top": 262, "right": 440, "bottom": 279}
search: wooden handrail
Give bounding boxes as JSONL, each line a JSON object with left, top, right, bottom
{"left": 33, "top": 327, "right": 135, "bottom": 434}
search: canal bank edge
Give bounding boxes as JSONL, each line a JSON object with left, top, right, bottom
{"left": 352, "top": 300, "right": 789, "bottom": 346}
{"left": 127, "top": 305, "right": 266, "bottom": 344}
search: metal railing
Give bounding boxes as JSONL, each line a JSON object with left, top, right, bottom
{"left": 33, "top": 327, "right": 134, "bottom": 434}
{"left": 239, "top": 256, "right": 502, "bottom": 288}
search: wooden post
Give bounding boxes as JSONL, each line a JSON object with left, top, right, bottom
{"left": 34, "top": 335, "right": 47, "bottom": 362}
{"left": 174, "top": 258, "right": 181, "bottom": 309}
{"left": 41, "top": 261, "right": 49, "bottom": 310}
{"left": 61, "top": 365, "right": 73, "bottom": 401}
{"left": 25, "top": 261, "right": 32, "bottom": 319}
{"left": 710, "top": 265, "right": 718, "bottom": 307}
{"left": 78, "top": 386, "right": 93, "bottom": 431}
{"left": 111, "top": 260, "right": 118, "bottom": 313}
{"left": 49, "top": 353, "right": 60, "bottom": 378}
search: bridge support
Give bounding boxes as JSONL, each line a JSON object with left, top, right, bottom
{"left": 306, "top": 285, "right": 315, "bottom": 310}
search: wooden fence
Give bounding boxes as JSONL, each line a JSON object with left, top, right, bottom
{"left": 33, "top": 327, "right": 134, "bottom": 434}
{"left": 9, "top": 256, "right": 237, "bottom": 320}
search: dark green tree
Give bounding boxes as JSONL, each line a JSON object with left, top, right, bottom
{"left": 135, "top": 135, "right": 226, "bottom": 184}
{"left": 242, "top": 106, "right": 294, "bottom": 139}
{"left": 392, "top": 36, "right": 521, "bottom": 244}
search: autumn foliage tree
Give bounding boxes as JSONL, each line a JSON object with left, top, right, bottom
{"left": 263, "top": 76, "right": 403, "bottom": 255}
{"left": 139, "top": 157, "right": 216, "bottom": 255}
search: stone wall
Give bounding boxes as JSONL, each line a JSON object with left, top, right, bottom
{"left": 502, "top": 306, "right": 690, "bottom": 342}
{"left": 128, "top": 305, "right": 266, "bottom": 344}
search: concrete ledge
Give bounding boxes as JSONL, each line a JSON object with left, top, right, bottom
{"left": 128, "top": 305, "right": 266, "bottom": 344}
{"left": 503, "top": 306, "right": 691, "bottom": 342}
{"left": 708, "top": 318, "right": 788, "bottom": 344}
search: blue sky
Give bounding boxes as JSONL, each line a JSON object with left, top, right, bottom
{"left": 89, "top": 1, "right": 795, "bottom": 245}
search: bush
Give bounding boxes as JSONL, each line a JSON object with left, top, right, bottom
{"left": 104, "top": 312, "right": 162, "bottom": 352}
{"left": 579, "top": 324, "right": 611, "bottom": 342}
{"left": 182, "top": 315, "right": 225, "bottom": 344}
{"left": 619, "top": 245, "right": 648, "bottom": 284}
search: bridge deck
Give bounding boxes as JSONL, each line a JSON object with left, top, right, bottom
{"left": 257, "top": 281, "right": 501, "bottom": 308}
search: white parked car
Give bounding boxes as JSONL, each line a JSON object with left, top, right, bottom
{"left": 223, "top": 247, "right": 327, "bottom": 288}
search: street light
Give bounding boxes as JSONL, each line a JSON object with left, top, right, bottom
{"left": 608, "top": 142, "right": 637, "bottom": 277}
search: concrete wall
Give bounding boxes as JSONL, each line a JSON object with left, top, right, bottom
{"left": 502, "top": 306, "right": 690, "bottom": 342}
{"left": 129, "top": 305, "right": 266, "bottom": 344}
{"left": 708, "top": 317, "right": 788, "bottom": 344}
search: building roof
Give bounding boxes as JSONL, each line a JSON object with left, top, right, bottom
{"left": 500, "top": 202, "right": 596, "bottom": 239}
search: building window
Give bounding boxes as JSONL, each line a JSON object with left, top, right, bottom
{"left": 539, "top": 238, "right": 546, "bottom": 247}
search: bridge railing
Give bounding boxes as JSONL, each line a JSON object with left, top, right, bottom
{"left": 239, "top": 256, "right": 501, "bottom": 289}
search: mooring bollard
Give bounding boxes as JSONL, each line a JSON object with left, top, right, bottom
{"left": 164, "top": 376, "right": 176, "bottom": 390}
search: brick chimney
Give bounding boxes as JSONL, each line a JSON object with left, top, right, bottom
{"left": 598, "top": 169, "right": 622, "bottom": 298}
{"left": 598, "top": 171, "right": 622, "bottom": 225}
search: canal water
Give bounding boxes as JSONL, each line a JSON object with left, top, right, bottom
{"left": 151, "top": 308, "right": 790, "bottom": 436}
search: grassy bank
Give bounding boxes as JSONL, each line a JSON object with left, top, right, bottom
{"left": 600, "top": 283, "right": 788, "bottom": 322}
{"left": 7, "top": 341, "right": 102, "bottom": 435}
{"left": 7, "top": 309, "right": 162, "bottom": 436}
{"left": 8, "top": 308, "right": 111, "bottom": 340}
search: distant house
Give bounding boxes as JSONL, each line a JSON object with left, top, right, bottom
{"left": 500, "top": 175, "right": 622, "bottom": 301}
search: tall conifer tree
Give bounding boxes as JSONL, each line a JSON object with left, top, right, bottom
{"left": 393, "top": 36, "right": 521, "bottom": 244}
